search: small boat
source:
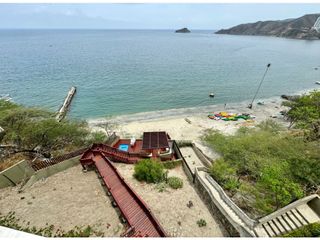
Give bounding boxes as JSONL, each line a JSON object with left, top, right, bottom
{"left": 209, "top": 93, "right": 215, "bottom": 98}
{"left": 316, "top": 81, "right": 320, "bottom": 85}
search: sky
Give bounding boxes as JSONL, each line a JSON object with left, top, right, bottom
{"left": 0, "top": 4, "right": 320, "bottom": 29}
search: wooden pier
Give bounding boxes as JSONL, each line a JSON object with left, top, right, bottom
{"left": 56, "top": 86, "right": 76, "bottom": 122}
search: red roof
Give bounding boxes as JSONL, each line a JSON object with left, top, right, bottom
{"left": 142, "top": 132, "right": 169, "bottom": 150}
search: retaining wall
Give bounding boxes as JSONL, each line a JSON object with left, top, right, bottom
{"left": 172, "top": 141, "right": 194, "bottom": 182}
{"left": 0, "top": 160, "right": 35, "bottom": 188}
{"left": 194, "top": 168, "right": 255, "bottom": 237}
{"left": 22, "top": 156, "right": 80, "bottom": 190}
{"left": 191, "top": 143, "right": 212, "bottom": 168}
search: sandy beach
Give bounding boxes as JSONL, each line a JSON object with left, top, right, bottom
{"left": 89, "top": 95, "right": 292, "bottom": 144}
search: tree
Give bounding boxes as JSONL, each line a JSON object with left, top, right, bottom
{"left": 282, "top": 90, "right": 320, "bottom": 140}
{"left": 258, "top": 165, "right": 303, "bottom": 211}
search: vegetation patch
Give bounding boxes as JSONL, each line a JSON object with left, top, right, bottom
{"left": 204, "top": 118, "right": 319, "bottom": 217}
{"left": 161, "top": 160, "right": 182, "bottom": 169}
{"left": 0, "top": 211, "right": 104, "bottom": 237}
{"left": 133, "top": 159, "right": 165, "bottom": 183}
{"left": 167, "top": 176, "right": 183, "bottom": 189}
{"left": 196, "top": 219, "right": 207, "bottom": 227}
{"left": 282, "top": 222, "right": 320, "bottom": 237}
{"left": 0, "top": 100, "right": 106, "bottom": 170}
{"left": 282, "top": 90, "right": 320, "bottom": 141}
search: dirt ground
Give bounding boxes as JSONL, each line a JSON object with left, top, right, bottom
{"left": 114, "top": 162, "right": 228, "bottom": 237}
{"left": 0, "top": 164, "right": 124, "bottom": 237}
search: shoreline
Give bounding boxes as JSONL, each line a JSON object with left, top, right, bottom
{"left": 88, "top": 87, "right": 318, "bottom": 127}
{"left": 86, "top": 87, "right": 318, "bottom": 153}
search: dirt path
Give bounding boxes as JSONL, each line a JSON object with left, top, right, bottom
{"left": 114, "top": 163, "right": 228, "bottom": 237}
{"left": 0, "top": 164, "right": 124, "bottom": 237}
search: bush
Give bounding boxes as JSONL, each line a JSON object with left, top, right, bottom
{"left": 162, "top": 160, "right": 181, "bottom": 169}
{"left": 133, "top": 159, "right": 165, "bottom": 183}
{"left": 283, "top": 222, "right": 320, "bottom": 237}
{"left": 167, "top": 176, "right": 183, "bottom": 189}
{"left": 196, "top": 219, "right": 207, "bottom": 227}
{"left": 203, "top": 121, "right": 320, "bottom": 216}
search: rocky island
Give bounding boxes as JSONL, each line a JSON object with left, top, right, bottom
{"left": 216, "top": 14, "right": 320, "bottom": 40}
{"left": 175, "top": 27, "right": 191, "bottom": 33}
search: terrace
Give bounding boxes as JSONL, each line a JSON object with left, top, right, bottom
{"left": 111, "top": 131, "right": 177, "bottom": 161}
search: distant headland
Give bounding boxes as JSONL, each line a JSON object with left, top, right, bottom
{"left": 216, "top": 14, "right": 320, "bottom": 40}
{"left": 175, "top": 28, "right": 191, "bottom": 33}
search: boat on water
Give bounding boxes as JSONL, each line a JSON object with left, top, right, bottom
{"left": 209, "top": 93, "right": 215, "bottom": 98}
{"left": 316, "top": 81, "right": 320, "bottom": 85}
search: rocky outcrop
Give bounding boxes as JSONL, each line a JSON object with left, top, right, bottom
{"left": 175, "top": 28, "right": 191, "bottom": 33}
{"left": 216, "top": 14, "right": 320, "bottom": 40}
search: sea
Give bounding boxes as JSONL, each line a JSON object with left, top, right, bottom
{"left": 0, "top": 29, "right": 319, "bottom": 120}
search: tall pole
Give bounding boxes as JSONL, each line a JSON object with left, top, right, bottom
{"left": 248, "top": 63, "right": 271, "bottom": 109}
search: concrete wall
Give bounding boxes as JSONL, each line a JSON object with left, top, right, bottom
{"left": 194, "top": 169, "right": 238, "bottom": 237}
{"left": 258, "top": 194, "right": 320, "bottom": 223}
{"left": 0, "top": 160, "right": 35, "bottom": 188}
{"left": 194, "top": 168, "right": 255, "bottom": 237}
{"left": 172, "top": 141, "right": 194, "bottom": 182}
{"left": 22, "top": 156, "right": 80, "bottom": 190}
{"left": 191, "top": 144, "right": 212, "bottom": 168}
{"left": 308, "top": 196, "right": 320, "bottom": 217}
{"left": 205, "top": 175, "right": 256, "bottom": 228}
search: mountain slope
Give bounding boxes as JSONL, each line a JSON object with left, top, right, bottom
{"left": 216, "top": 14, "right": 320, "bottom": 40}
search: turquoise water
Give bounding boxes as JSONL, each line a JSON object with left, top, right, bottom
{"left": 1, "top": 29, "right": 319, "bottom": 119}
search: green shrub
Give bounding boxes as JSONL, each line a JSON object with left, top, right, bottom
{"left": 162, "top": 160, "right": 181, "bottom": 169}
{"left": 203, "top": 121, "right": 319, "bottom": 216}
{"left": 133, "top": 159, "right": 164, "bottom": 183}
{"left": 283, "top": 222, "right": 320, "bottom": 237}
{"left": 167, "top": 176, "right": 183, "bottom": 189}
{"left": 196, "top": 219, "right": 207, "bottom": 227}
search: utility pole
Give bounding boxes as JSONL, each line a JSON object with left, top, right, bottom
{"left": 248, "top": 63, "right": 271, "bottom": 109}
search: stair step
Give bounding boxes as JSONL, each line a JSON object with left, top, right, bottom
{"left": 262, "top": 223, "right": 275, "bottom": 237}
{"left": 295, "top": 208, "right": 310, "bottom": 224}
{"left": 268, "top": 221, "right": 281, "bottom": 236}
{"left": 272, "top": 218, "right": 286, "bottom": 234}
{"left": 290, "top": 209, "right": 307, "bottom": 226}
{"left": 281, "top": 214, "right": 296, "bottom": 230}
{"left": 286, "top": 211, "right": 302, "bottom": 228}
{"left": 276, "top": 216, "right": 292, "bottom": 232}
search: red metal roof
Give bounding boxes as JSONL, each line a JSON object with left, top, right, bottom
{"left": 142, "top": 132, "right": 169, "bottom": 150}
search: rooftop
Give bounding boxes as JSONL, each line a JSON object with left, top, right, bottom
{"left": 142, "top": 131, "right": 169, "bottom": 150}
